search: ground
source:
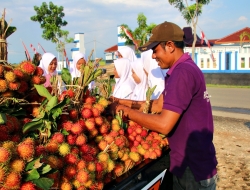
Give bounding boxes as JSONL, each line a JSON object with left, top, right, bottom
{"left": 213, "top": 116, "right": 250, "bottom": 190}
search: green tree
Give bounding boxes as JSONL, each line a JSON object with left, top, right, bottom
{"left": 168, "top": 0, "right": 212, "bottom": 60}
{"left": 120, "top": 13, "right": 156, "bottom": 50}
{"left": 30, "top": 2, "right": 73, "bottom": 62}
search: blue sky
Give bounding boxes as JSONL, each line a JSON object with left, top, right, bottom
{"left": 2, "top": 0, "right": 250, "bottom": 63}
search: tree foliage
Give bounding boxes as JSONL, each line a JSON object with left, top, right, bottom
{"left": 31, "top": 1, "right": 70, "bottom": 43}
{"left": 120, "top": 13, "right": 156, "bottom": 49}
{"left": 168, "top": 0, "right": 212, "bottom": 60}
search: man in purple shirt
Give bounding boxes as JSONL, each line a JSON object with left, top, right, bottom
{"left": 112, "top": 21, "right": 218, "bottom": 189}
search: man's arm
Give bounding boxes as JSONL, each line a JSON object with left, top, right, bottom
{"left": 110, "top": 94, "right": 163, "bottom": 113}
{"left": 115, "top": 104, "right": 180, "bottom": 135}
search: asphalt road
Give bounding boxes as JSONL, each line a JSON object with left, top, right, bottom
{"left": 207, "top": 87, "right": 250, "bottom": 120}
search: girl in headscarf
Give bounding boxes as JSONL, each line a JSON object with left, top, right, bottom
{"left": 39, "top": 52, "right": 57, "bottom": 87}
{"left": 116, "top": 46, "right": 137, "bottom": 62}
{"left": 70, "top": 52, "right": 87, "bottom": 78}
{"left": 130, "top": 59, "right": 148, "bottom": 101}
{"left": 141, "top": 49, "right": 167, "bottom": 100}
{"left": 113, "top": 58, "right": 135, "bottom": 99}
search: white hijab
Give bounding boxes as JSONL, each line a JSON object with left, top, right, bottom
{"left": 118, "top": 46, "right": 137, "bottom": 62}
{"left": 141, "top": 49, "right": 167, "bottom": 99}
{"left": 71, "top": 52, "right": 86, "bottom": 78}
{"left": 113, "top": 58, "right": 135, "bottom": 99}
{"left": 130, "top": 59, "right": 148, "bottom": 101}
{"left": 39, "top": 52, "right": 57, "bottom": 75}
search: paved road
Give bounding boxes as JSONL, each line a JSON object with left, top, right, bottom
{"left": 207, "top": 87, "right": 250, "bottom": 120}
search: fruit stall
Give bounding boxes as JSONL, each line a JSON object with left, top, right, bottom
{"left": 0, "top": 55, "right": 172, "bottom": 190}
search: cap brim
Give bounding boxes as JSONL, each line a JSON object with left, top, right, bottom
{"left": 138, "top": 41, "right": 160, "bottom": 52}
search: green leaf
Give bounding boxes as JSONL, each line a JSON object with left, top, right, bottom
{"left": 22, "top": 119, "right": 44, "bottom": 134}
{"left": 25, "top": 169, "right": 40, "bottom": 181}
{"left": 25, "top": 157, "right": 41, "bottom": 171}
{"left": 0, "top": 113, "right": 6, "bottom": 124}
{"left": 33, "top": 177, "right": 54, "bottom": 190}
{"left": 61, "top": 68, "right": 72, "bottom": 87}
{"left": 45, "top": 96, "right": 58, "bottom": 112}
{"left": 34, "top": 84, "right": 52, "bottom": 100}
{"left": 61, "top": 129, "right": 69, "bottom": 135}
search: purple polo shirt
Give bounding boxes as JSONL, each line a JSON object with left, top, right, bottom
{"left": 163, "top": 53, "right": 217, "bottom": 181}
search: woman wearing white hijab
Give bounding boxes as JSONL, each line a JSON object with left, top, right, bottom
{"left": 141, "top": 49, "right": 167, "bottom": 100}
{"left": 117, "top": 46, "right": 137, "bottom": 62}
{"left": 39, "top": 52, "right": 57, "bottom": 87}
{"left": 130, "top": 59, "right": 148, "bottom": 101}
{"left": 113, "top": 58, "right": 135, "bottom": 99}
{"left": 70, "top": 52, "right": 87, "bottom": 78}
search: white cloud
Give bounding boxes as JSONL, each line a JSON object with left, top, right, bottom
{"left": 90, "top": 0, "right": 166, "bottom": 7}
{"left": 238, "top": 16, "right": 247, "bottom": 21}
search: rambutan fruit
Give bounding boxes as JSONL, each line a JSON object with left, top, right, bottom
{"left": 45, "top": 140, "right": 59, "bottom": 153}
{"left": 4, "top": 172, "right": 21, "bottom": 189}
{"left": 95, "top": 161, "right": 105, "bottom": 174}
{"left": 112, "top": 118, "right": 119, "bottom": 125}
{"left": 114, "top": 136, "right": 127, "bottom": 149}
{"left": 120, "top": 151, "right": 130, "bottom": 161}
{"left": 64, "top": 165, "right": 77, "bottom": 180}
{"left": 149, "top": 149, "right": 158, "bottom": 159}
{"left": 137, "top": 145, "right": 146, "bottom": 156}
{"left": 103, "top": 134, "right": 114, "bottom": 144}
{"left": 82, "top": 102, "right": 93, "bottom": 109}
{"left": 85, "top": 119, "right": 95, "bottom": 131}
{"left": 71, "top": 122, "right": 83, "bottom": 135}
{"left": 154, "top": 148, "right": 162, "bottom": 157}
{"left": 107, "top": 159, "right": 115, "bottom": 172}
{"left": 113, "top": 163, "right": 125, "bottom": 177}
{"left": 8, "top": 81, "right": 20, "bottom": 91}
{"left": 72, "top": 179, "right": 81, "bottom": 189}
{"left": 94, "top": 116, "right": 103, "bottom": 126}
{"left": 31, "top": 75, "right": 42, "bottom": 85}
{"left": 93, "top": 103, "right": 105, "bottom": 113}
{"left": 84, "top": 96, "right": 96, "bottom": 104}
{"left": 99, "top": 122, "right": 110, "bottom": 134}
{"left": 35, "top": 144, "right": 46, "bottom": 157}
{"left": 97, "top": 152, "right": 109, "bottom": 162}
{"left": 68, "top": 108, "right": 78, "bottom": 121}
{"left": 81, "top": 108, "right": 93, "bottom": 119}
{"left": 20, "top": 181, "right": 37, "bottom": 190}
{"left": 66, "top": 134, "right": 77, "bottom": 145}
{"left": 87, "top": 161, "right": 96, "bottom": 172}
{"left": 77, "top": 159, "right": 87, "bottom": 170}
{"left": 13, "top": 69, "right": 24, "bottom": 79}
{"left": 17, "top": 141, "right": 34, "bottom": 160}
{"left": 109, "top": 143, "right": 119, "bottom": 153}
{"left": 2, "top": 141, "right": 16, "bottom": 153}
{"left": 40, "top": 75, "right": 46, "bottom": 84}
{"left": 79, "top": 144, "right": 91, "bottom": 154}
{"left": 60, "top": 182, "right": 73, "bottom": 190}
{"left": 141, "top": 129, "right": 148, "bottom": 137}
{"left": 0, "top": 147, "right": 11, "bottom": 163}
{"left": 58, "top": 142, "right": 71, "bottom": 157}
{"left": 66, "top": 89, "right": 74, "bottom": 98}
{"left": 109, "top": 130, "right": 119, "bottom": 138}
{"left": 62, "top": 121, "right": 73, "bottom": 131}
{"left": 46, "top": 155, "right": 64, "bottom": 169}
{"left": 34, "top": 66, "right": 44, "bottom": 76}
{"left": 89, "top": 128, "right": 99, "bottom": 138}
{"left": 21, "top": 137, "right": 35, "bottom": 146}
{"left": 17, "top": 81, "right": 29, "bottom": 94}
{"left": 71, "top": 146, "right": 79, "bottom": 154}
{"left": 92, "top": 107, "right": 100, "bottom": 117}
{"left": 51, "top": 132, "right": 65, "bottom": 143}
{"left": 64, "top": 153, "right": 78, "bottom": 165}
{"left": 19, "top": 61, "right": 36, "bottom": 75}
{"left": 10, "top": 159, "right": 25, "bottom": 173}
{"left": 141, "top": 142, "right": 150, "bottom": 150}
{"left": 98, "top": 97, "right": 109, "bottom": 107}
{"left": 76, "top": 169, "right": 90, "bottom": 183}
{"left": 0, "top": 79, "right": 8, "bottom": 92}
{"left": 4, "top": 71, "right": 16, "bottom": 82}
{"left": 124, "top": 159, "right": 135, "bottom": 170}
{"left": 98, "top": 140, "right": 108, "bottom": 151}
{"left": 75, "top": 134, "right": 87, "bottom": 146}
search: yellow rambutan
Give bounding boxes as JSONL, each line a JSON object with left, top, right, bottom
{"left": 17, "top": 141, "right": 34, "bottom": 160}
{"left": 4, "top": 71, "right": 16, "bottom": 82}
{"left": 107, "top": 159, "right": 115, "bottom": 172}
{"left": 60, "top": 182, "right": 73, "bottom": 190}
{"left": 10, "top": 159, "right": 25, "bottom": 173}
{"left": 129, "top": 152, "right": 141, "bottom": 163}
{"left": 58, "top": 142, "right": 71, "bottom": 157}
{"left": 97, "top": 152, "right": 109, "bottom": 162}
{"left": 98, "top": 97, "right": 109, "bottom": 107}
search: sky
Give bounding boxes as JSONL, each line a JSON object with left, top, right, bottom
{"left": 2, "top": 0, "right": 250, "bottom": 63}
